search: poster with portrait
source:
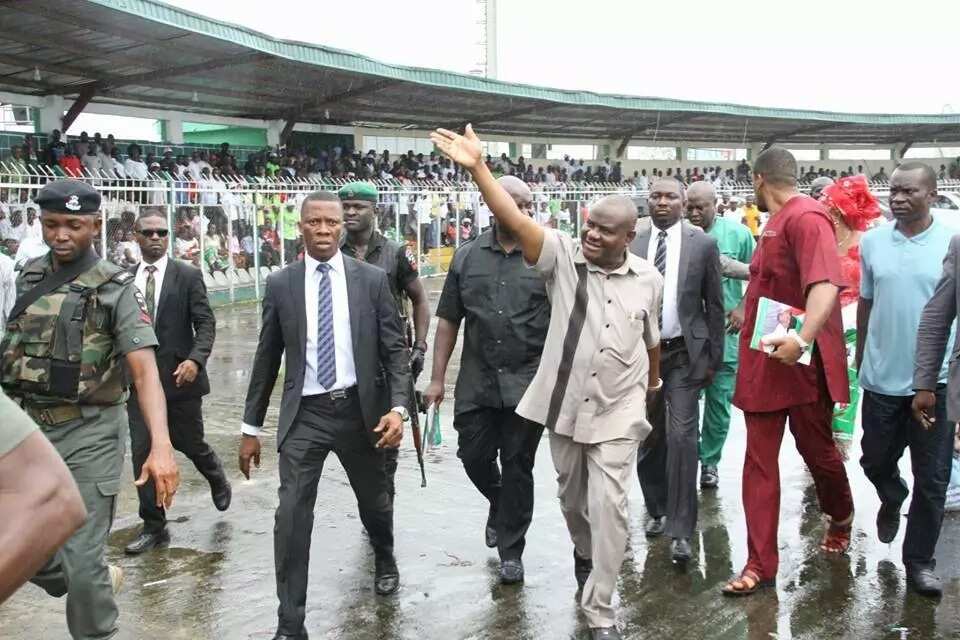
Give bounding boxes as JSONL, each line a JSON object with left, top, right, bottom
{"left": 750, "top": 296, "right": 812, "bottom": 365}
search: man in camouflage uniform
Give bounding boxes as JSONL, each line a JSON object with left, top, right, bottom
{"left": 339, "top": 181, "right": 429, "bottom": 499}
{"left": 0, "top": 179, "right": 180, "bottom": 640}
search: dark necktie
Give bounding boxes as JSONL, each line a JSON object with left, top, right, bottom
{"left": 654, "top": 230, "right": 667, "bottom": 277}
{"left": 316, "top": 262, "right": 337, "bottom": 389}
{"left": 144, "top": 265, "right": 157, "bottom": 320}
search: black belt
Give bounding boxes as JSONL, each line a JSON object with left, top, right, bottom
{"left": 661, "top": 336, "right": 685, "bottom": 351}
{"left": 302, "top": 386, "right": 358, "bottom": 404}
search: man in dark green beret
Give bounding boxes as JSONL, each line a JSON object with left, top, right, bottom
{"left": 0, "top": 178, "right": 180, "bottom": 639}
{"left": 339, "top": 181, "right": 429, "bottom": 500}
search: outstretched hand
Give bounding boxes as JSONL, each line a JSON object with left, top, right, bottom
{"left": 430, "top": 124, "right": 483, "bottom": 170}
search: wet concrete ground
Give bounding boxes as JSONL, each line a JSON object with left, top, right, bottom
{"left": 3, "top": 280, "right": 960, "bottom": 639}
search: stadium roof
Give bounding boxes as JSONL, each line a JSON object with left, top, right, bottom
{"left": 3, "top": 0, "right": 960, "bottom": 148}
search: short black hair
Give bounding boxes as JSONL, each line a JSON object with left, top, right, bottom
{"left": 893, "top": 161, "right": 937, "bottom": 190}
{"left": 300, "top": 190, "right": 340, "bottom": 216}
{"left": 754, "top": 147, "right": 798, "bottom": 187}
{"left": 134, "top": 210, "right": 167, "bottom": 229}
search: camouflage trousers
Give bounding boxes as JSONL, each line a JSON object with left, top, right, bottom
{"left": 30, "top": 403, "right": 126, "bottom": 640}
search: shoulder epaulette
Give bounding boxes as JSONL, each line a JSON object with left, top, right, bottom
{"left": 110, "top": 270, "right": 134, "bottom": 285}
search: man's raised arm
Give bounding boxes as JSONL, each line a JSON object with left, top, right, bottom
{"left": 431, "top": 125, "right": 545, "bottom": 264}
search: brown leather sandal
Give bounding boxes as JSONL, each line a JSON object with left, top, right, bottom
{"left": 721, "top": 568, "right": 775, "bottom": 597}
{"left": 820, "top": 512, "right": 854, "bottom": 554}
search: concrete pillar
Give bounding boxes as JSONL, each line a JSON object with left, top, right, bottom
{"left": 164, "top": 114, "right": 184, "bottom": 144}
{"left": 679, "top": 144, "right": 689, "bottom": 166}
{"left": 36, "top": 94, "right": 65, "bottom": 134}
{"left": 266, "top": 120, "right": 284, "bottom": 147}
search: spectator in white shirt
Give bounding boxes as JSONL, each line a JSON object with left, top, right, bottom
{"left": 81, "top": 144, "right": 102, "bottom": 175}
{"left": 0, "top": 251, "right": 14, "bottom": 342}
{"left": 124, "top": 147, "right": 149, "bottom": 179}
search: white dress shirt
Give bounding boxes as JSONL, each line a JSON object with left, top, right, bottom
{"left": 134, "top": 254, "right": 169, "bottom": 312}
{"left": 0, "top": 253, "right": 15, "bottom": 342}
{"left": 241, "top": 251, "right": 357, "bottom": 436}
{"left": 646, "top": 220, "right": 682, "bottom": 339}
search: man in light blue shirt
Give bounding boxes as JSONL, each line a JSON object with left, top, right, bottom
{"left": 856, "top": 162, "right": 957, "bottom": 597}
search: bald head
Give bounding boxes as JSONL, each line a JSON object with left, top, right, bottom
{"left": 809, "top": 176, "right": 834, "bottom": 200}
{"left": 497, "top": 175, "right": 533, "bottom": 216}
{"left": 498, "top": 175, "right": 531, "bottom": 201}
{"left": 686, "top": 181, "right": 716, "bottom": 201}
{"left": 591, "top": 195, "right": 638, "bottom": 231}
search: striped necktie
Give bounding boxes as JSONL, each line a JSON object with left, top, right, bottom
{"left": 144, "top": 265, "right": 157, "bottom": 320}
{"left": 316, "top": 262, "right": 337, "bottom": 389}
{"left": 654, "top": 230, "right": 667, "bottom": 277}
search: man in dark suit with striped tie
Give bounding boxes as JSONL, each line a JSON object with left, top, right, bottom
{"left": 125, "top": 210, "right": 226, "bottom": 555}
{"left": 239, "top": 191, "right": 411, "bottom": 640}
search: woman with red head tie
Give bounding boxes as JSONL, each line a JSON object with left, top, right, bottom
{"left": 819, "top": 175, "right": 882, "bottom": 457}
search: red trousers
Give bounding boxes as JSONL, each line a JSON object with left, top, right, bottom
{"left": 742, "top": 381, "right": 854, "bottom": 579}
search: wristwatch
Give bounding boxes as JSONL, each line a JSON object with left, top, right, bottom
{"left": 391, "top": 405, "right": 411, "bottom": 422}
{"left": 789, "top": 332, "right": 811, "bottom": 352}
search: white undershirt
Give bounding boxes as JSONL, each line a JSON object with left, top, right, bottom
{"left": 647, "top": 220, "right": 682, "bottom": 339}
{"left": 302, "top": 250, "right": 357, "bottom": 397}
{"left": 134, "top": 254, "right": 168, "bottom": 312}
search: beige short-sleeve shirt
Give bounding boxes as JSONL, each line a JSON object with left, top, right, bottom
{"left": 516, "top": 230, "right": 663, "bottom": 444}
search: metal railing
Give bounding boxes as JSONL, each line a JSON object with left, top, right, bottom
{"left": 3, "top": 163, "right": 959, "bottom": 306}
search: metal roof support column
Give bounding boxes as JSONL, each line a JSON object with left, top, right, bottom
{"left": 61, "top": 85, "right": 96, "bottom": 133}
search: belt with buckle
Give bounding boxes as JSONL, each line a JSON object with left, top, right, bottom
{"left": 23, "top": 403, "right": 83, "bottom": 426}
{"left": 661, "top": 336, "right": 686, "bottom": 351}
{"left": 304, "top": 386, "right": 358, "bottom": 403}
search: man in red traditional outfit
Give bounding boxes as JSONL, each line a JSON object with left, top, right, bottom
{"left": 722, "top": 147, "right": 854, "bottom": 597}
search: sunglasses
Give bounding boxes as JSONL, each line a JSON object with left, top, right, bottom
{"left": 138, "top": 229, "right": 169, "bottom": 238}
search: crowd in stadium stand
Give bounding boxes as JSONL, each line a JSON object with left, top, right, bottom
{"left": 7, "top": 129, "right": 960, "bottom": 188}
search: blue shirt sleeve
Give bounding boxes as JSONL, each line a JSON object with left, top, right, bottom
{"left": 859, "top": 233, "right": 874, "bottom": 301}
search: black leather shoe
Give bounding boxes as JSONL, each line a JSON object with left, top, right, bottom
{"left": 645, "top": 516, "right": 666, "bottom": 538}
{"left": 700, "top": 464, "right": 719, "bottom": 489}
{"left": 907, "top": 567, "right": 943, "bottom": 597}
{"left": 877, "top": 499, "right": 903, "bottom": 544}
{"left": 499, "top": 559, "right": 524, "bottom": 584}
{"left": 210, "top": 476, "right": 232, "bottom": 512}
{"left": 374, "top": 554, "right": 400, "bottom": 595}
{"left": 125, "top": 528, "right": 170, "bottom": 555}
{"left": 271, "top": 633, "right": 307, "bottom": 640}
{"left": 590, "top": 626, "right": 622, "bottom": 639}
{"left": 574, "top": 551, "right": 592, "bottom": 590}
{"left": 671, "top": 538, "right": 692, "bottom": 564}
{"left": 485, "top": 507, "right": 498, "bottom": 548}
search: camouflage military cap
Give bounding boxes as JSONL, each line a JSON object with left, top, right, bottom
{"left": 338, "top": 181, "right": 378, "bottom": 204}
{"left": 35, "top": 179, "right": 101, "bottom": 215}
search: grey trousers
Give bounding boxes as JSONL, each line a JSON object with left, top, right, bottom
{"left": 550, "top": 430, "right": 639, "bottom": 629}
{"left": 636, "top": 343, "right": 703, "bottom": 540}
{"left": 32, "top": 404, "right": 126, "bottom": 640}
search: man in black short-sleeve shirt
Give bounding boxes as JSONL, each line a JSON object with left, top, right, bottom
{"left": 424, "top": 176, "right": 550, "bottom": 585}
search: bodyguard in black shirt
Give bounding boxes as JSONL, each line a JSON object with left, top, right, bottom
{"left": 425, "top": 176, "right": 550, "bottom": 585}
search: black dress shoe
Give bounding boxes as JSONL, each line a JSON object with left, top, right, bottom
{"left": 574, "top": 551, "right": 593, "bottom": 590}
{"left": 210, "top": 476, "right": 232, "bottom": 512}
{"left": 645, "top": 516, "right": 665, "bottom": 538}
{"left": 907, "top": 567, "right": 943, "bottom": 597}
{"left": 375, "top": 554, "right": 400, "bottom": 596}
{"left": 271, "top": 634, "right": 307, "bottom": 640}
{"left": 671, "top": 538, "right": 692, "bottom": 564}
{"left": 485, "top": 507, "right": 498, "bottom": 548}
{"left": 700, "top": 464, "right": 719, "bottom": 489}
{"left": 499, "top": 559, "right": 524, "bottom": 584}
{"left": 877, "top": 499, "right": 903, "bottom": 544}
{"left": 125, "top": 528, "right": 170, "bottom": 555}
{"left": 590, "top": 626, "right": 623, "bottom": 639}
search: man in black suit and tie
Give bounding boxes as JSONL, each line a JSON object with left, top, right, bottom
{"left": 238, "top": 191, "right": 411, "bottom": 640}
{"left": 125, "top": 211, "right": 228, "bottom": 555}
{"left": 631, "top": 177, "right": 724, "bottom": 565}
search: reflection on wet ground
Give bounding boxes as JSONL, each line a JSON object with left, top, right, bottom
{"left": 3, "top": 281, "right": 960, "bottom": 639}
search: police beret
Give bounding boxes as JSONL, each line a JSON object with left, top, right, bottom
{"left": 338, "top": 181, "right": 378, "bottom": 203}
{"left": 35, "top": 179, "right": 101, "bottom": 215}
